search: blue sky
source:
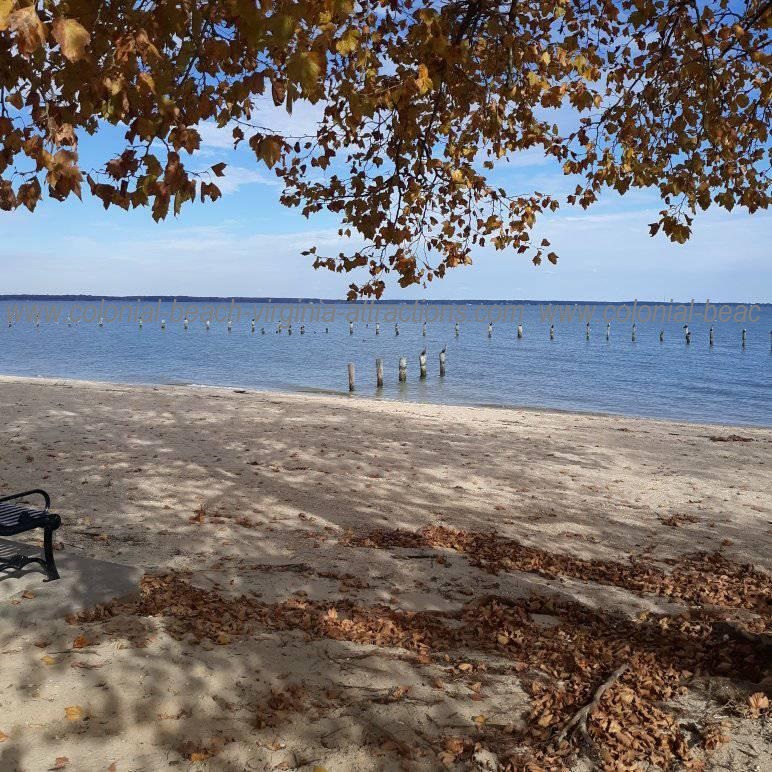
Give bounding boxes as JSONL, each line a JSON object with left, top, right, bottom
{"left": 1, "top": 98, "right": 770, "bottom": 302}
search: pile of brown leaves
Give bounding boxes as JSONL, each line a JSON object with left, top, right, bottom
{"left": 343, "top": 526, "right": 772, "bottom": 617}
{"left": 70, "top": 571, "right": 769, "bottom": 770}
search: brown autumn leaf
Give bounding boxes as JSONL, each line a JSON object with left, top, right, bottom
{"left": 8, "top": 6, "right": 46, "bottom": 54}
{"left": 0, "top": 729, "right": 8, "bottom": 742}
{"left": 64, "top": 705, "right": 85, "bottom": 721}
{"left": 51, "top": 18, "right": 91, "bottom": 62}
{"left": 72, "top": 634, "right": 91, "bottom": 649}
{"left": 748, "top": 692, "right": 769, "bottom": 716}
{"left": 0, "top": 0, "right": 15, "bottom": 31}
{"left": 49, "top": 758, "right": 69, "bottom": 770}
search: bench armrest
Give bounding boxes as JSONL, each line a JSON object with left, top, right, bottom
{"left": 0, "top": 489, "right": 51, "bottom": 511}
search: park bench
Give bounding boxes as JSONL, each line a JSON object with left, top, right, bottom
{"left": 0, "top": 489, "right": 61, "bottom": 581}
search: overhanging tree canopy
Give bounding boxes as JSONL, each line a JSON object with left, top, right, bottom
{"left": 1, "top": 0, "right": 769, "bottom": 297}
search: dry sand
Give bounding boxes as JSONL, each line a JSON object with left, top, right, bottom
{"left": 0, "top": 376, "right": 769, "bottom": 771}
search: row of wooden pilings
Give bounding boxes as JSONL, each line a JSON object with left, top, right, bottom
{"left": 347, "top": 349, "right": 446, "bottom": 391}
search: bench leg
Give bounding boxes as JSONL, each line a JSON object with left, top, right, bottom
{"left": 43, "top": 525, "right": 60, "bottom": 581}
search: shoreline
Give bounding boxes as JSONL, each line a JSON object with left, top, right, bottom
{"left": 1, "top": 372, "right": 768, "bottom": 431}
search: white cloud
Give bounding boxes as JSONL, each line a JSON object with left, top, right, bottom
{"left": 197, "top": 95, "right": 325, "bottom": 150}
{"left": 214, "top": 165, "right": 280, "bottom": 194}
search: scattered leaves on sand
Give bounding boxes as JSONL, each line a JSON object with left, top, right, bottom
{"left": 70, "top": 569, "right": 769, "bottom": 770}
{"left": 343, "top": 526, "right": 772, "bottom": 616}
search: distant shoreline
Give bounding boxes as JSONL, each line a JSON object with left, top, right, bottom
{"left": 2, "top": 295, "right": 770, "bottom": 306}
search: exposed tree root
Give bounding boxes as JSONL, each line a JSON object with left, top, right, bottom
{"left": 555, "top": 663, "right": 630, "bottom": 748}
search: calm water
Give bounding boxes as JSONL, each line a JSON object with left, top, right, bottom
{"left": 1, "top": 299, "right": 770, "bottom": 426}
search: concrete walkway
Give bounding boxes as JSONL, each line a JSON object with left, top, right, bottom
{"left": 0, "top": 538, "right": 142, "bottom": 627}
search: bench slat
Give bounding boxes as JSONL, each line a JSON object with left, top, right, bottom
{"left": 0, "top": 506, "right": 45, "bottom": 519}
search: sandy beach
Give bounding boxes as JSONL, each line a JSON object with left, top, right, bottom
{"left": 1, "top": 376, "right": 770, "bottom": 770}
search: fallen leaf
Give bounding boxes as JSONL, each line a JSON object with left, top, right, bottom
{"left": 50, "top": 758, "right": 69, "bottom": 770}
{"left": 42, "top": 654, "right": 58, "bottom": 665}
{"left": 64, "top": 705, "right": 85, "bottom": 721}
{"left": 748, "top": 692, "right": 769, "bottom": 715}
{"left": 0, "top": 730, "right": 8, "bottom": 742}
{"left": 72, "top": 635, "right": 91, "bottom": 649}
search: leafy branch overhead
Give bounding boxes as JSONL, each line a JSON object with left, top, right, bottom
{"left": 0, "top": 0, "right": 769, "bottom": 297}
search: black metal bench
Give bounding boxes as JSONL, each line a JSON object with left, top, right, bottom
{"left": 0, "top": 490, "right": 61, "bottom": 581}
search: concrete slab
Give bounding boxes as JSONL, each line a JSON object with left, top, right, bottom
{"left": 0, "top": 538, "right": 142, "bottom": 627}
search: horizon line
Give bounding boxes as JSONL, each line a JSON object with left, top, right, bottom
{"left": 1, "top": 294, "right": 770, "bottom": 306}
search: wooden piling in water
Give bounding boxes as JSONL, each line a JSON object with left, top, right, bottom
{"left": 349, "top": 322, "right": 354, "bottom": 335}
{"left": 376, "top": 358, "right": 384, "bottom": 388}
{"left": 419, "top": 350, "right": 427, "bottom": 378}
{"left": 348, "top": 362, "right": 355, "bottom": 391}
{"left": 439, "top": 348, "right": 446, "bottom": 377}
{"left": 399, "top": 357, "right": 407, "bottom": 382}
